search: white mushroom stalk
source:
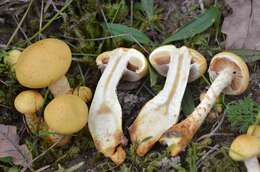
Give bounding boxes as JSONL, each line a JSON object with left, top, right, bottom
{"left": 129, "top": 46, "right": 192, "bottom": 156}
{"left": 160, "top": 52, "right": 249, "bottom": 156}
{"left": 88, "top": 48, "right": 147, "bottom": 164}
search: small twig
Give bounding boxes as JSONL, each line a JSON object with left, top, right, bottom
{"left": 196, "top": 144, "right": 219, "bottom": 168}
{"left": 130, "top": 0, "right": 133, "bottom": 26}
{"left": 35, "top": 165, "right": 51, "bottom": 172}
{"left": 7, "top": 0, "right": 34, "bottom": 47}
{"left": 21, "top": 137, "right": 63, "bottom": 172}
{"left": 198, "top": 0, "right": 205, "bottom": 12}
{"left": 38, "top": 0, "right": 44, "bottom": 39}
{"left": 13, "top": 15, "right": 30, "bottom": 43}
{"left": 196, "top": 113, "right": 226, "bottom": 141}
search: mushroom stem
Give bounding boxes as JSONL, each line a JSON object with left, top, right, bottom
{"left": 244, "top": 157, "right": 260, "bottom": 172}
{"left": 129, "top": 47, "right": 191, "bottom": 156}
{"left": 160, "top": 67, "right": 234, "bottom": 156}
{"left": 24, "top": 113, "right": 41, "bottom": 133}
{"left": 89, "top": 48, "right": 131, "bottom": 164}
{"left": 48, "top": 75, "right": 72, "bottom": 96}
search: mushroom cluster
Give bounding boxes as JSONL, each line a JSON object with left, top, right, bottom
{"left": 13, "top": 38, "right": 91, "bottom": 146}
{"left": 12, "top": 38, "right": 252, "bottom": 167}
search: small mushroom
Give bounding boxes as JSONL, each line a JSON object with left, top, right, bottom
{"left": 44, "top": 94, "right": 88, "bottom": 145}
{"left": 4, "top": 49, "right": 22, "bottom": 67}
{"left": 73, "top": 86, "right": 93, "bottom": 103}
{"left": 44, "top": 94, "right": 88, "bottom": 134}
{"left": 15, "top": 38, "right": 72, "bottom": 96}
{"left": 229, "top": 134, "right": 260, "bottom": 172}
{"left": 148, "top": 45, "right": 207, "bottom": 82}
{"left": 247, "top": 125, "right": 260, "bottom": 137}
{"left": 14, "top": 90, "right": 43, "bottom": 132}
{"left": 129, "top": 46, "right": 194, "bottom": 156}
{"left": 160, "top": 52, "right": 250, "bottom": 156}
{"left": 88, "top": 48, "right": 148, "bottom": 164}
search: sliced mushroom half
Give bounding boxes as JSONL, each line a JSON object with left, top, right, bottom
{"left": 149, "top": 45, "right": 207, "bottom": 82}
{"left": 129, "top": 46, "right": 192, "bottom": 156}
{"left": 88, "top": 48, "right": 148, "bottom": 164}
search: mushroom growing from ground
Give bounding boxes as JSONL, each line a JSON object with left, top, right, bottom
{"left": 129, "top": 45, "right": 203, "bottom": 156}
{"left": 44, "top": 94, "right": 88, "bottom": 145}
{"left": 15, "top": 38, "right": 72, "bottom": 96}
{"left": 4, "top": 49, "right": 22, "bottom": 68}
{"left": 160, "top": 52, "right": 249, "bottom": 156}
{"left": 229, "top": 129, "right": 260, "bottom": 172}
{"left": 88, "top": 48, "right": 148, "bottom": 164}
{"left": 73, "top": 86, "right": 93, "bottom": 103}
{"left": 14, "top": 90, "right": 43, "bottom": 132}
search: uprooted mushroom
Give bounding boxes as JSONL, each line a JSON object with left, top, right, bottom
{"left": 229, "top": 125, "right": 260, "bottom": 172}
{"left": 15, "top": 38, "right": 73, "bottom": 96}
{"left": 88, "top": 48, "right": 148, "bottom": 164}
{"left": 160, "top": 52, "right": 250, "bottom": 156}
{"left": 129, "top": 45, "right": 207, "bottom": 156}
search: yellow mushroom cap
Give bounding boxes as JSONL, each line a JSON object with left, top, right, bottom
{"left": 14, "top": 90, "right": 43, "bottom": 114}
{"left": 247, "top": 125, "right": 260, "bottom": 137}
{"left": 209, "top": 52, "right": 249, "bottom": 95}
{"left": 229, "top": 134, "right": 260, "bottom": 161}
{"left": 15, "top": 38, "right": 71, "bottom": 88}
{"left": 149, "top": 45, "right": 207, "bottom": 82}
{"left": 44, "top": 94, "right": 88, "bottom": 135}
{"left": 4, "top": 49, "right": 22, "bottom": 66}
{"left": 73, "top": 86, "right": 92, "bottom": 103}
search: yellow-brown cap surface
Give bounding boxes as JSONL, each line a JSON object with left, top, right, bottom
{"left": 14, "top": 90, "right": 43, "bottom": 114}
{"left": 247, "top": 125, "right": 260, "bottom": 137}
{"left": 44, "top": 94, "right": 88, "bottom": 135}
{"left": 16, "top": 38, "right": 71, "bottom": 88}
{"left": 229, "top": 134, "right": 260, "bottom": 161}
{"left": 73, "top": 86, "right": 92, "bottom": 103}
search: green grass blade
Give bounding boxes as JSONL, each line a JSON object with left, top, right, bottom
{"left": 106, "top": 23, "right": 152, "bottom": 45}
{"left": 181, "top": 86, "right": 195, "bottom": 116}
{"left": 162, "top": 6, "right": 220, "bottom": 44}
{"left": 141, "top": 0, "right": 154, "bottom": 18}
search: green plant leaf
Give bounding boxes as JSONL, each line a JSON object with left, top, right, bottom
{"left": 148, "top": 65, "right": 159, "bottom": 87}
{"left": 141, "top": 0, "right": 154, "bottom": 18}
{"left": 163, "top": 7, "right": 220, "bottom": 44}
{"left": 106, "top": 23, "right": 152, "bottom": 45}
{"left": 228, "top": 49, "right": 260, "bottom": 62}
{"left": 226, "top": 96, "right": 260, "bottom": 133}
{"left": 181, "top": 86, "right": 195, "bottom": 116}
{"left": 0, "top": 156, "right": 13, "bottom": 164}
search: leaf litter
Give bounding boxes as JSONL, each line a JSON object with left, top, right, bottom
{"left": 0, "top": 124, "right": 32, "bottom": 167}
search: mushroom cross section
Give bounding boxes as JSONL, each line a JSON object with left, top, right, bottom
{"left": 88, "top": 48, "right": 148, "bottom": 165}
{"left": 129, "top": 46, "right": 192, "bottom": 156}
{"left": 15, "top": 38, "right": 72, "bottom": 96}
{"left": 160, "top": 52, "right": 250, "bottom": 156}
{"left": 149, "top": 45, "right": 207, "bottom": 82}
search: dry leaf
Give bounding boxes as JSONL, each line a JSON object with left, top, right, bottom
{"left": 0, "top": 124, "right": 32, "bottom": 167}
{"left": 222, "top": 0, "right": 260, "bottom": 49}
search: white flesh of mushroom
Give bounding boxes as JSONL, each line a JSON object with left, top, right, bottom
{"left": 48, "top": 75, "right": 72, "bottom": 96}
{"left": 129, "top": 46, "right": 191, "bottom": 156}
{"left": 244, "top": 157, "right": 260, "bottom": 172}
{"left": 88, "top": 48, "right": 146, "bottom": 164}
